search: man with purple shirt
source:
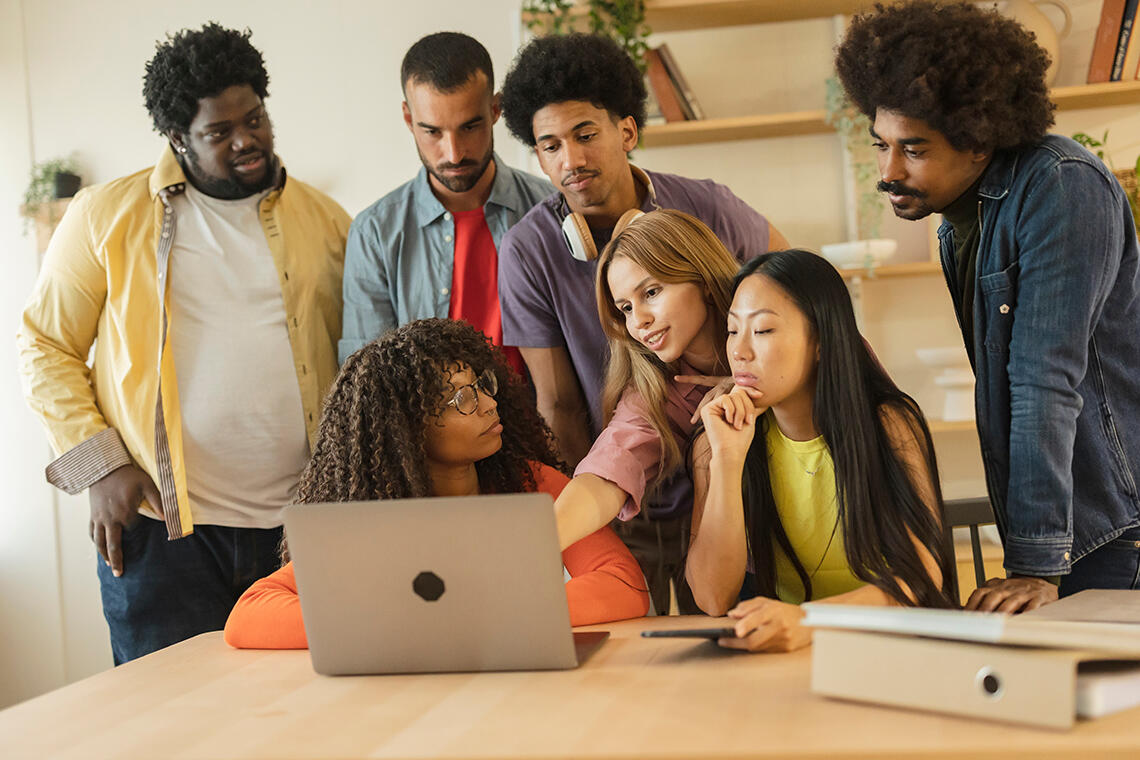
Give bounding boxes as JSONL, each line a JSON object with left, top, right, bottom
{"left": 498, "top": 33, "right": 787, "bottom": 613}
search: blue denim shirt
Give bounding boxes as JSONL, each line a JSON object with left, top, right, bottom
{"left": 938, "top": 135, "right": 1140, "bottom": 577}
{"left": 339, "top": 155, "right": 552, "bottom": 363}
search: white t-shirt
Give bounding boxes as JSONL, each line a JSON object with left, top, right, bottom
{"left": 168, "top": 184, "right": 310, "bottom": 528}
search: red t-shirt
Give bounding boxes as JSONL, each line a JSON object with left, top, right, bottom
{"left": 447, "top": 207, "right": 525, "bottom": 377}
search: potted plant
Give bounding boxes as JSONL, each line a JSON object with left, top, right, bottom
{"left": 522, "top": 0, "right": 651, "bottom": 70}
{"left": 821, "top": 77, "right": 896, "bottom": 271}
{"left": 1072, "top": 131, "right": 1140, "bottom": 234}
{"left": 21, "top": 156, "right": 81, "bottom": 231}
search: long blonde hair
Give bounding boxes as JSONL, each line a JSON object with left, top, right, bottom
{"left": 595, "top": 209, "right": 740, "bottom": 482}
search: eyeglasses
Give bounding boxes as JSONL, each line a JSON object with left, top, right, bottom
{"left": 446, "top": 368, "right": 498, "bottom": 415}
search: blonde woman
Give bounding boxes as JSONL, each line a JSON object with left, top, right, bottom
{"left": 552, "top": 209, "right": 742, "bottom": 614}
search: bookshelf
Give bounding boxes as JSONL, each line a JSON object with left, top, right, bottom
{"left": 523, "top": 0, "right": 873, "bottom": 31}
{"left": 642, "top": 80, "right": 1140, "bottom": 147}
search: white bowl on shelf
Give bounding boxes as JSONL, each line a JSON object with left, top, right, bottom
{"left": 819, "top": 239, "right": 898, "bottom": 269}
{"left": 916, "top": 346, "right": 975, "bottom": 422}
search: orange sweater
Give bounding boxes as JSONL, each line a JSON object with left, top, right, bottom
{"left": 223, "top": 464, "right": 649, "bottom": 649}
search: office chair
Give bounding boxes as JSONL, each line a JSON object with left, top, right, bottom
{"left": 942, "top": 496, "right": 997, "bottom": 592}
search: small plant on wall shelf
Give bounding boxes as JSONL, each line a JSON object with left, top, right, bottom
{"left": 824, "top": 76, "right": 883, "bottom": 241}
{"left": 523, "top": 0, "right": 651, "bottom": 71}
{"left": 21, "top": 156, "right": 81, "bottom": 234}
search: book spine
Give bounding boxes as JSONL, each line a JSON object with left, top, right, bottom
{"left": 1090, "top": 0, "right": 1128, "bottom": 83}
{"left": 657, "top": 44, "right": 705, "bottom": 121}
{"left": 1112, "top": 0, "right": 1140, "bottom": 80}
{"left": 644, "top": 48, "right": 687, "bottom": 122}
{"left": 1123, "top": 7, "right": 1140, "bottom": 80}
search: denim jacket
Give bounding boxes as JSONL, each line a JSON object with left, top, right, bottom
{"left": 938, "top": 134, "right": 1140, "bottom": 577}
{"left": 339, "top": 154, "right": 552, "bottom": 363}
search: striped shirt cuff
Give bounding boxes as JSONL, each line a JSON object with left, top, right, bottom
{"left": 44, "top": 428, "right": 132, "bottom": 494}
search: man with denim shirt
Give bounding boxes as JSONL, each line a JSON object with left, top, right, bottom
{"left": 837, "top": 1, "right": 1140, "bottom": 609}
{"left": 339, "top": 32, "right": 551, "bottom": 371}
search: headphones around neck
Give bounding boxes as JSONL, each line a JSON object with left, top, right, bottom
{"left": 559, "top": 165, "right": 662, "bottom": 262}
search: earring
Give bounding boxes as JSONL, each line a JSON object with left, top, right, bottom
{"left": 177, "top": 146, "right": 187, "bottom": 154}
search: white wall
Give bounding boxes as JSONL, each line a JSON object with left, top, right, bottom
{"left": 2, "top": 0, "right": 1137, "bottom": 709}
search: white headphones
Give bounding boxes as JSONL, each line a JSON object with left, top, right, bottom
{"left": 559, "top": 166, "right": 661, "bottom": 262}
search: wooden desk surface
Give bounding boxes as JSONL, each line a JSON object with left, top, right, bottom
{"left": 2, "top": 615, "right": 1138, "bottom": 759}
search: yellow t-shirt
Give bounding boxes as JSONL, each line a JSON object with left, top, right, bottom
{"left": 765, "top": 414, "right": 864, "bottom": 603}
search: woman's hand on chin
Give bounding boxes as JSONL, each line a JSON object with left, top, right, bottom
{"left": 717, "top": 596, "right": 812, "bottom": 653}
{"left": 700, "top": 385, "right": 765, "bottom": 462}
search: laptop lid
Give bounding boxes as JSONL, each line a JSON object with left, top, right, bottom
{"left": 283, "top": 492, "right": 588, "bottom": 675}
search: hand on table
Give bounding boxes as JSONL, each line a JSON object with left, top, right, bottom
{"left": 89, "top": 464, "right": 163, "bottom": 577}
{"left": 717, "top": 596, "right": 812, "bottom": 653}
{"left": 964, "top": 576, "right": 1059, "bottom": 613}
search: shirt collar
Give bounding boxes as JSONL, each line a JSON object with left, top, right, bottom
{"left": 978, "top": 148, "right": 1020, "bottom": 201}
{"left": 411, "top": 152, "right": 522, "bottom": 227}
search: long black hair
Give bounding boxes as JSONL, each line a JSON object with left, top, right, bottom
{"left": 735, "top": 250, "right": 956, "bottom": 608}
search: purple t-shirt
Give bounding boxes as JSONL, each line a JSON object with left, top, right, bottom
{"left": 498, "top": 168, "right": 770, "bottom": 519}
{"left": 498, "top": 168, "right": 770, "bottom": 436}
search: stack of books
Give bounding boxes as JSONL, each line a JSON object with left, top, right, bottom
{"left": 644, "top": 44, "right": 705, "bottom": 123}
{"left": 803, "top": 590, "right": 1140, "bottom": 729}
{"left": 1089, "top": 0, "right": 1140, "bottom": 82}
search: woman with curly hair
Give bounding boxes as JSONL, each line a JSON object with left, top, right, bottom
{"left": 224, "top": 319, "right": 648, "bottom": 648}
{"left": 836, "top": 1, "right": 1140, "bottom": 607}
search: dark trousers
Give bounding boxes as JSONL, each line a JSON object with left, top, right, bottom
{"left": 96, "top": 516, "right": 283, "bottom": 664}
{"left": 1059, "top": 526, "right": 1140, "bottom": 597}
{"left": 613, "top": 512, "right": 701, "bottom": 615}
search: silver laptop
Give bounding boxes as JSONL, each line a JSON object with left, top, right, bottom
{"left": 283, "top": 492, "right": 609, "bottom": 675}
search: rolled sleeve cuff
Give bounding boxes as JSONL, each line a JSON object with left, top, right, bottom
{"left": 45, "top": 428, "right": 132, "bottom": 494}
{"left": 575, "top": 447, "right": 648, "bottom": 522}
{"left": 1002, "top": 535, "right": 1073, "bottom": 577}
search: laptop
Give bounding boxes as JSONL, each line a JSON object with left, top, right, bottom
{"left": 283, "top": 492, "right": 609, "bottom": 675}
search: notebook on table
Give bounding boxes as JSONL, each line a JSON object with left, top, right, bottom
{"left": 283, "top": 492, "right": 608, "bottom": 676}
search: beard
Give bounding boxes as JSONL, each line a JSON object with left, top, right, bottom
{"left": 420, "top": 143, "right": 494, "bottom": 194}
{"left": 180, "top": 144, "right": 280, "bottom": 200}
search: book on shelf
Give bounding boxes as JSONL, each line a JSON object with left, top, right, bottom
{"left": 1112, "top": 0, "right": 1139, "bottom": 80}
{"left": 1120, "top": 0, "right": 1140, "bottom": 80}
{"left": 1089, "top": 0, "right": 1127, "bottom": 83}
{"left": 644, "top": 47, "right": 687, "bottom": 122}
{"left": 656, "top": 43, "right": 706, "bottom": 120}
{"left": 644, "top": 79, "right": 667, "bottom": 126}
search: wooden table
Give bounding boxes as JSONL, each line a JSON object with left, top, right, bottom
{"left": 3, "top": 615, "right": 1138, "bottom": 759}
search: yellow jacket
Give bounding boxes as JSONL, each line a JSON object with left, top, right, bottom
{"left": 17, "top": 147, "right": 349, "bottom": 538}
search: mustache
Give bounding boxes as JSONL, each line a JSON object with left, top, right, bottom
{"left": 437, "top": 160, "right": 479, "bottom": 170}
{"left": 562, "top": 170, "right": 598, "bottom": 187}
{"left": 877, "top": 179, "right": 926, "bottom": 198}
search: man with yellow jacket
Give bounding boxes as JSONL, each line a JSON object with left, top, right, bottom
{"left": 17, "top": 23, "right": 349, "bottom": 664}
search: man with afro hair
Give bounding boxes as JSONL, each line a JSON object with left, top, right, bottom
{"left": 18, "top": 23, "right": 350, "bottom": 663}
{"left": 497, "top": 33, "right": 787, "bottom": 616}
{"left": 836, "top": 1, "right": 1140, "bottom": 608}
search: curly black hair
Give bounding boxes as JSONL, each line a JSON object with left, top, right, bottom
{"left": 501, "top": 33, "right": 646, "bottom": 146}
{"left": 286, "top": 319, "right": 565, "bottom": 560}
{"left": 142, "top": 22, "right": 269, "bottom": 135}
{"left": 835, "top": 1, "right": 1054, "bottom": 152}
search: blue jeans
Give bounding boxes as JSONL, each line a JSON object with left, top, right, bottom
{"left": 1059, "top": 526, "right": 1140, "bottom": 597}
{"left": 96, "top": 516, "right": 283, "bottom": 664}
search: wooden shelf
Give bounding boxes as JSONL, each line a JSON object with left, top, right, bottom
{"left": 641, "top": 81, "right": 1140, "bottom": 148}
{"left": 928, "top": 419, "right": 976, "bottom": 434}
{"left": 837, "top": 260, "right": 941, "bottom": 280}
{"left": 19, "top": 198, "right": 71, "bottom": 255}
{"left": 523, "top": 0, "right": 872, "bottom": 32}
{"left": 642, "top": 110, "right": 831, "bottom": 146}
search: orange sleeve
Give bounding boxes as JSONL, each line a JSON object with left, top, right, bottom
{"left": 534, "top": 463, "right": 650, "bottom": 625}
{"left": 223, "top": 562, "right": 309, "bottom": 649}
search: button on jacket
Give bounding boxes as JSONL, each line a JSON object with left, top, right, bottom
{"left": 17, "top": 146, "right": 350, "bottom": 539}
{"left": 938, "top": 135, "right": 1140, "bottom": 577}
